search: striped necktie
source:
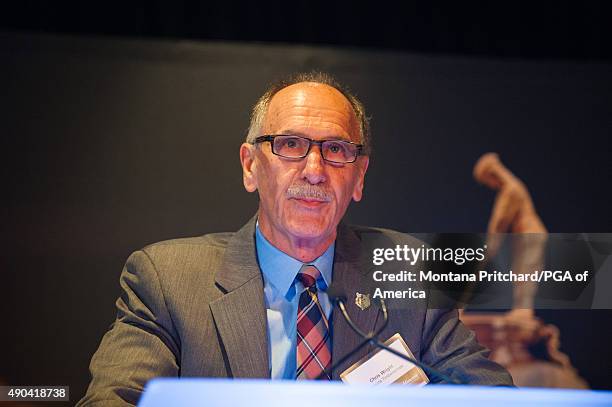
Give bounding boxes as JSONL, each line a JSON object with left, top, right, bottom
{"left": 296, "top": 265, "right": 332, "bottom": 380}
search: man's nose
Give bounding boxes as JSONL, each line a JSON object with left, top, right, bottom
{"left": 301, "top": 145, "right": 327, "bottom": 184}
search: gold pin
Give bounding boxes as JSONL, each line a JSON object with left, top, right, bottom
{"left": 355, "top": 292, "right": 371, "bottom": 311}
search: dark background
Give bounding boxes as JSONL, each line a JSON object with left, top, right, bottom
{"left": 2, "top": 1, "right": 612, "bottom": 61}
{"left": 1, "top": 1, "right": 611, "bottom": 401}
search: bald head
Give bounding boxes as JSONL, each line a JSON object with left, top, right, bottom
{"left": 262, "top": 82, "right": 361, "bottom": 144}
{"left": 246, "top": 72, "right": 371, "bottom": 155}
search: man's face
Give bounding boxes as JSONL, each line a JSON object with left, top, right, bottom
{"left": 240, "top": 82, "right": 369, "bottom": 252}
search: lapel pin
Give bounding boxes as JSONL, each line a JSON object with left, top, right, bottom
{"left": 355, "top": 292, "right": 371, "bottom": 311}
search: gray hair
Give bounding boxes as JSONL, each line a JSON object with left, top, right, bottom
{"left": 245, "top": 71, "right": 371, "bottom": 155}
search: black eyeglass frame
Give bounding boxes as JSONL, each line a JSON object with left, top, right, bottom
{"left": 252, "top": 135, "right": 364, "bottom": 164}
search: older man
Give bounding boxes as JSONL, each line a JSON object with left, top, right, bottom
{"left": 78, "top": 72, "right": 512, "bottom": 406}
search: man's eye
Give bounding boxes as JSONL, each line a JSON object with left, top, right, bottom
{"left": 326, "top": 142, "right": 347, "bottom": 154}
{"left": 287, "top": 140, "right": 297, "bottom": 148}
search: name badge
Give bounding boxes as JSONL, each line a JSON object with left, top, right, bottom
{"left": 340, "top": 333, "right": 429, "bottom": 385}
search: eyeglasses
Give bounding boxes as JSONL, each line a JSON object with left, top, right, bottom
{"left": 252, "top": 135, "right": 364, "bottom": 164}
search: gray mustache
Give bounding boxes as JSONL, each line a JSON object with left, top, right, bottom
{"left": 286, "top": 184, "right": 332, "bottom": 202}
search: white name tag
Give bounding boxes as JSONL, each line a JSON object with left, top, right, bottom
{"left": 340, "top": 333, "right": 429, "bottom": 385}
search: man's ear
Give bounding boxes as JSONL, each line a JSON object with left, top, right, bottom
{"left": 352, "top": 156, "right": 369, "bottom": 202}
{"left": 240, "top": 143, "right": 258, "bottom": 192}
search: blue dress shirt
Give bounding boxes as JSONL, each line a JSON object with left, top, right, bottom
{"left": 255, "top": 223, "right": 334, "bottom": 379}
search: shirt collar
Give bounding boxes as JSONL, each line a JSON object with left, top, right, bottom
{"left": 255, "top": 221, "right": 334, "bottom": 299}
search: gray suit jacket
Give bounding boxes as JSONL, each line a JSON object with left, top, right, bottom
{"left": 78, "top": 216, "right": 513, "bottom": 406}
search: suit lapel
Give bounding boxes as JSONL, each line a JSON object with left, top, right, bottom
{"left": 209, "top": 217, "right": 381, "bottom": 379}
{"left": 331, "top": 222, "right": 382, "bottom": 379}
{"left": 210, "top": 216, "right": 270, "bottom": 378}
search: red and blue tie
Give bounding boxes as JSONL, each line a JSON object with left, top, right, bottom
{"left": 296, "top": 265, "right": 332, "bottom": 380}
